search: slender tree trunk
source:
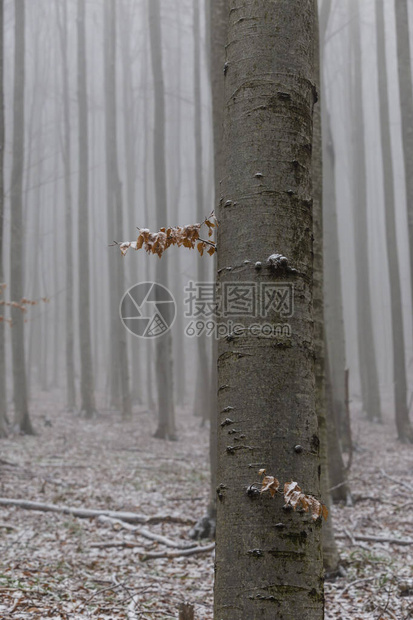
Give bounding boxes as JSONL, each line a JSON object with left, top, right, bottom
{"left": 147, "top": 0, "right": 175, "bottom": 440}
{"left": 56, "top": 0, "right": 76, "bottom": 411}
{"left": 193, "top": 0, "right": 210, "bottom": 422}
{"left": 104, "top": 0, "right": 131, "bottom": 421}
{"left": 377, "top": 0, "right": 412, "bottom": 443}
{"left": 170, "top": 0, "right": 186, "bottom": 409}
{"left": 119, "top": 0, "right": 142, "bottom": 407}
{"left": 77, "top": 0, "right": 96, "bottom": 418}
{"left": 143, "top": 83, "right": 155, "bottom": 414}
{"left": 313, "top": 0, "right": 339, "bottom": 574}
{"left": 350, "top": 0, "right": 381, "bottom": 423}
{"left": 190, "top": 0, "right": 227, "bottom": 540}
{"left": 10, "top": 1, "right": 33, "bottom": 435}
{"left": 0, "top": 0, "right": 6, "bottom": 438}
{"left": 214, "top": 2, "right": 323, "bottom": 617}
{"left": 104, "top": 0, "right": 120, "bottom": 410}
{"left": 394, "top": 0, "right": 413, "bottom": 363}
{"left": 320, "top": 0, "right": 350, "bottom": 499}
{"left": 320, "top": 0, "right": 349, "bottom": 447}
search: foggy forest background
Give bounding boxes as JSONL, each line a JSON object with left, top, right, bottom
{"left": 1, "top": 0, "right": 412, "bottom": 425}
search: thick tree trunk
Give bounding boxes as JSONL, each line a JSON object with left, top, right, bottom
{"left": 10, "top": 1, "right": 33, "bottom": 435}
{"left": 56, "top": 0, "right": 76, "bottom": 412}
{"left": 0, "top": 0, "right": 6, "bottom": 438}
{"left": 148, "top": 0, "right": 175, "bottom": 440}
{"left": 350, "top": 0, "right": 381, "bottom": 423}
{"left": 214, "top": 2, "right": 323, "bottom": 618}
{"left": 313, "top": 0, "right": 339, "bottom": 574}
{"left": 77, "top": 0, "right": 96, "bottom": 418}
{"left": 377, "top": 0, "right": 412, "bottom": 443}
{"left": 104, "top": 0, "right": 131, "bottom": 421}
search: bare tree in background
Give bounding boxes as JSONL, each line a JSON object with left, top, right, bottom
{"left": 313, "top": 0, "right": 339, "bottom": 574}
{"left": 0, "top": 0, "right": 6, "bottom": 438}
{"left": 395, "top": 0, "right": 413, "bottom": 361}
{"left": 56, "top": 0, "right": 76, "bottom": 412}
{"left": 320, "top": 0, "right": 351, "bottom": 503}
{"left": 376, "top": 0, "right": 413, "bottom": 443}
{"left": 214, "top": 1, "right": 323, "bottom": 616}
{"left": 10, "top": 0, "right": 33, "bottom": 435}
{"left": 148, "top": 0, "right": 175, "bottom": 440}
{"left": 104, "top": 0, "right": 131, "bottom": 421}
{"left": 77, "top": 0, "right": 96, "bottom": 418}
{"left": 192, "top": 0, "right": 210, "bottom": 423}
{"left": 350, "top": 0, "right": 381, "bottom": 423}
{"left": 190, "top": 0, "right": 227, "bottom": 541}
{"left": 119, "top": 0, "right": 142, "bottom": 407}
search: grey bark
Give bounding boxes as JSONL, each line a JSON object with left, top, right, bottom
{"left": 377, "top": 0, "right": 412, "bottom": 443}
{"left": 214, "top": 2, "right": 323, "bottom": 618}
{"left": 313, "top": 0, "right": 339, "bottom": 574}
{"left": 10, "top": 0, "right": 33, "bottom": 435}
{"left": 350, "top": 0, "right": 381, "bottom": 423}
{"left": 56, "top": 0, "right": 76, "bottom": 411}
{"left": 104, "top": 0, "right": 131, "bottom": 421}
{"left": 77, "top": 0, "right": 96, "bottom": 417}
{"left": 147, "top": 0, "right": 175, "bottom": 440}
{"left": 0, "top": 0, "right": 5, "bottom": 438}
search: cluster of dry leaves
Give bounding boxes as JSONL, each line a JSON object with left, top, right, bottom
{"left": 119, "top": 213, "right": 217, "bottom": 258}
{"left": 0, "top": 391, "right": 412, "bottom": 619}
{"left": 259, "top": 470, "right": 329, "bottom": 521}
{"left": 0, "top": 285, "right": 49, "bottom": 325}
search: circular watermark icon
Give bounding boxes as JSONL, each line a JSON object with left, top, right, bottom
{"left": 120, "top": 282, "right": 176, "bottom": 339}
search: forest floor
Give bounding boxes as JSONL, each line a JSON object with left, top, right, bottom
{"left": 0, "top": 391, "right": 412, "bottom": 619}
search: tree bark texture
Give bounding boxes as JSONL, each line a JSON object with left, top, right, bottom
{"left": 214, "top": 2, "right": 323, "bottom": 618}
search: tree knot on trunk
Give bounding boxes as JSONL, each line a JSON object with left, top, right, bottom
{"left": 267, "top": 254, "right": 298, "bottom": 274}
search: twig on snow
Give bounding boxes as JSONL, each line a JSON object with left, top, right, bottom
{"left": 0, "top": 497, "right": 195, "bottom": 525}
{"left": 140, "top": 542, "right": 215, "bottom": 561}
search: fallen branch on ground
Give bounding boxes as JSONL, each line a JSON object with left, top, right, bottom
{"left": 380, "top": 469, "right": 413, "bottom": 493}
{"left": 336, "top": 532, "right": 413, "bottom": 546}
{"left": 0, "top": 497, "right": 195, "bottom": 525}
{"left": 338, "top": 576, "right": 375, "bottom": 600}
{"left": 98, "top": 515, "right": 197, "bottom": 549}
{"left": 139, "top": 542, "right": 215, "bottom": 561}
{"left": 90, "top": 541, "right": 146, "bottom": 550}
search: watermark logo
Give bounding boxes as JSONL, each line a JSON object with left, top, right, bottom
{"left": 120, "top": 280, "right": 293, "bottom": 339}
{"left": 119, "top": 282, "right": 176, "bottom": 339}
